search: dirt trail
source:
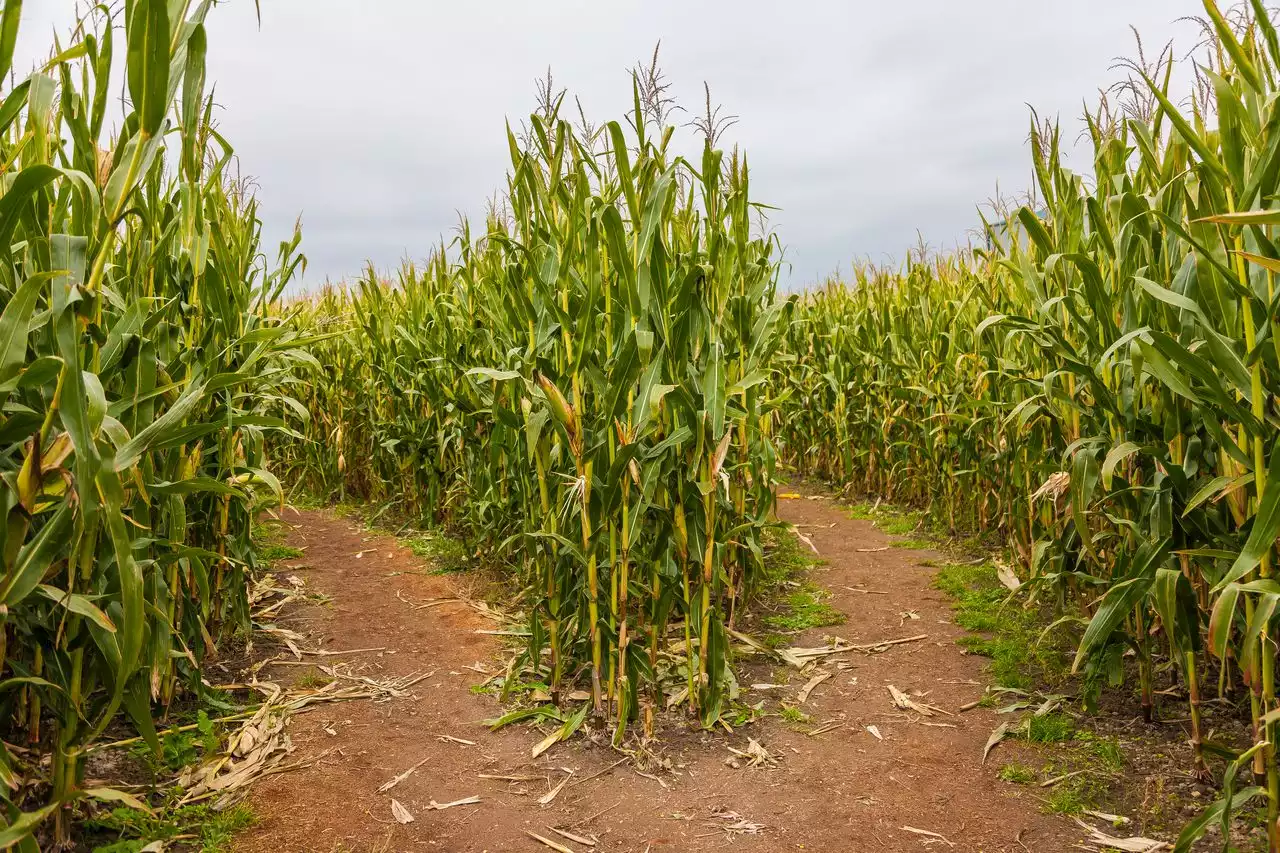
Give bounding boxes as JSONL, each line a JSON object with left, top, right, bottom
{"left": 237, "top": 488, "right": 1079, "bottom": 853}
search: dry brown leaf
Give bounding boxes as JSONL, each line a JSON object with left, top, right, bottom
{"left": 427, "top": 795, "right": 481, "bottom": 810}
{"left": 996, "top": 563, "right": 1021, "bottom": 591}
{"left": 548, "top": 826, "right": 597, "bottom": 847}
{"left": 538, "top": 770, "right": 573, "bottom": 805}
{"left": 982, "top": 722, "right": 1009, "bottom": 764}
{"left": 796, "top": 671, "right": 831, "bottom": 704}
{"left": 888, "top": 684, "right": 932, "bottom": 716}
{"left": 901, "top": 825, "right": 955, "bottom": 847}
{"left": 377, "top": 756, "right": 430, "bottom": 793}
{"left": 525, "top": 830, "right": 577, "bottom": 853}
{"left": 1073, "top": 818, "right": 1168, "bottom": 851}
{"left": 438, "top": 734, "right": 476, "bottom": 746}
{"left": 390, "top": 799, "right": 415, "bottom": 824}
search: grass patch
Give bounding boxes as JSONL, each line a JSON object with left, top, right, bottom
{"left": 877, "top": 513, "right": 921, "bottom": 535}
{"left": 841, "top": 499, "right": 923, "bottom": 536}
{"left": 778, "top": 705, "right": 811, "bottom": 727}
{"left": 259, "top": 543, "right": 304, "bottom": 563}
{"left": 764, "top": 583, "right": 845, "bottom": 633}
{"left": 88, "top": 803, "right": 256, "bottom": 852}
{"left": 1072, "top": 730, "right": 1125, "bottom": 771}
{"left": 758, "top": 529, "right": 844, "bottom": 635}
{"left": 1042, "top": 778, "right": 1093, "bottom": 815}
{"left": 401, "top": 531, "right": 468, "bottom": 574}
{"left": 890, "top": 537, "right": 933, "bottom": 550}
{"left": 294, "top": 670, "right": 333, "bottom": 690}
{"left": 761, "top": 528, "right": 819, "bottom": 587}
{"left": 998, "top": 762, "right": 1036, "bottom": 784}
{"left": 933, "top": 562, "right": 1066, "bottom": 690}
{"left": 844, "top": 502, "right": 876, "bottom": 520}
{"left": 1024, "top": 712, "right": 1075, "bottom": 744}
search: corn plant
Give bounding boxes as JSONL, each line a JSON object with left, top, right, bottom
{"left": 282, "top": 80, "right": 793, "bottom": 736}
{"left": 0, "top": 1, "right": 309, "bottom": 846}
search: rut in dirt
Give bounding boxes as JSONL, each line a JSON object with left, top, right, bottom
{"left": 236, "top": 489, "right": 1077, "bottom": 853}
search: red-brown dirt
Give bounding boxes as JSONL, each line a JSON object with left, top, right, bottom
{"left": 235, "top": 488, "right": 1085, "bottom": 852}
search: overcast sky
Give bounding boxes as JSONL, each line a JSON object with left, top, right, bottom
{"left": 22, "top": 2, "right": 1202, "bottom": 290}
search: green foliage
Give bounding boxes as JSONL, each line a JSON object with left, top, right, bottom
{"left": 294, "top": 671, "right": 333, "bottom": 690}
{"left": 779, "top": 6, "right": 1280, "bottom": 842}
{"left": 1068, "top": 728, "right": 1126, "bottom": 772}
{"left": 402, "top": 532, "right": 468, "bottom": 574}
{"left": 764, "top": 584, "right": 845, "bottom": 633}
{"left": 998, "top": 762, "right": 1036, "bottom": 784}
{"left": 1024, "top": 712, "right": 1075, "bottom": 744}
{"left": 0, "top": 4, "right": 306, "bottom": 845}
{"left": 934, "top": 563, "right": 1065, "bottom": 689}
{"left": 1042, "top": 777, "right": 1094, "bottom": 816}
{"left": 279, "top": 73, "right": 794, "bottom": 741}
{"left": 778, "top": 705, "right": 810, "bottom": 726}
{"left": 259, "top": 544, "right": 305, "bottom": 563}
{"left": 88, "top": 803, "right": 256, "bottom": 853}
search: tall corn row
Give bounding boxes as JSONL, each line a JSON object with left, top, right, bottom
{"left": 779, "top": 2, "right": 1280, "bottom": 847}
{"left": 283, "top": 89, "right": 792, "bottom": 733}
{"left": 0, "top": 2, "right": 309, "bottom": 846}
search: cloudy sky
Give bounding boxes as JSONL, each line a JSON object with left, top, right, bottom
{"left": 22, "top": 2, "right": 1202, "bottom": 289}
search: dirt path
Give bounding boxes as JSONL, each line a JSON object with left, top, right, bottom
{"left": 237, "top": 489, "right": 1079, "bottom": 852}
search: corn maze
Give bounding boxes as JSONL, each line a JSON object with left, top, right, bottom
{"left": 4, "top": 0, "right": 1280, "bottom": 850}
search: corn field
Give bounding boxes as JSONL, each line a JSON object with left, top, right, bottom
{"left": 0, "top": 1, "right": 310, "bottom": 846}
{"left": 9, "top": 0, "right": 1280, "bottom": 848}
{"left": 780, "top": 2, "right": 1280, "bottom": 848}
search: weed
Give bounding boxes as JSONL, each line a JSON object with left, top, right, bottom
{"left": 778, "top": 706, "right": 811, "bottom": 726}
{"left": 998, "top": 762, "right": 1036, "bottom": 784}
{"left": 402, "top": 532, "right": 468, "bottom": 574}
{"left": 764, "top": 583, "right": 845, "bottom": 633}
{"left": 890, "top": 537, "right": 933, "bottom": 550}
{"left": 760, "top": 528, "right": 818, "bottom": 588}
{"left": 88, "top": 803, "right": 256, "bottom": 852}
{"left": 294, "top": 671, "right": 333, "bottom": 690}
{"left": 845, "top": 502, "right": 875, "bottom": 521}
{"left": 1074, "top": 731, "right": 1125, "bottom": 771}
{"left": 260, "top": 543, "right": 305, "bottom": 563}
{"left": 1041, "top": 777, "right": 1100, "bottom": 816}
{"left": 131, "top": 712, "right": 220, "bottom": 773}
{"left": 934, "top": 563, "right": 1067, "bottom": 689}
{"left": 877, "top": 513, "right": 921, "bottom": 536}
{"left": 1025, "top": 713, "right": 1075, "bottom": 744}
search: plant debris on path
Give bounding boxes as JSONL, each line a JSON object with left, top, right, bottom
{"left": 232, "top": 496, "right": 1095, "bottom": 852}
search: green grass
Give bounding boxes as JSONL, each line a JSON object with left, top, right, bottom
{"left": 890, "top": 537, "right": 933, "bottom": 549}
{"left": 88, "top": 804, "right": 256, "bottom": 853}
{"left": 294, "top": 670, "right": 333, "bottom": 690}
{"left": 401, "top": 531, "right": 469, "bottom": 574}
{"left": 843, "top": 501, "right": 923, "bottom": 536}
{"left": 1043, "top": 778, "right": 1093, "bottom": 816}
{"left": 998, "top": 762, "right": 1036, "bottom": 784}
{"left": 878, "top": 513, "right": 921, "bottom": 535}
{"left": 259, "top": 543, "right": 305, "bottom": 563}
{"left": 764, "top": 583, "right": 845, "bottom": 633}
{"left": 778, "top": 706, "right": 811, "bottom": 727}
{"left": 1024, "top": 712, "right": 1075, "bottom": 744}
{"left": 845, "top": 502, "right": 876, "bottom": 521}
{"left": 761, "top": 528, "right": 819, "bottom": 587}
{"left": 933, "top": 562, "right": 1067, "bottom": 690}
{"left": 1074, "top": 730, "right": 1125, "bottom": 771}
{"left": 757, "top": 530, "right": 845, "bottom": 635}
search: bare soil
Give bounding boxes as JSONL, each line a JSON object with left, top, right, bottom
{"left": 235, "top": 488, "right": 1087, "bottom": 852}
